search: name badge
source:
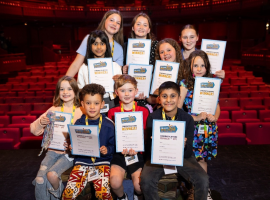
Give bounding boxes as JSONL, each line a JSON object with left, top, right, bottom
{"left": 198, "top": 125, "right": 208, "bottom": 134}
{"left": 163, "top": 165, "right": 177, "bottom": 175}
{"left": 88, "top": 169, "right": 99, "bottom": 181}
{"left": 125, "top": 155, "right": 139, "bottom": 166}
{"left": 100, "top": 104, "right": 109, "bottom": 113}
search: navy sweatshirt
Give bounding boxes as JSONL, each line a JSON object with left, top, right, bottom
{"left": 74, "top": 114, "right": 115, "bottom": 165}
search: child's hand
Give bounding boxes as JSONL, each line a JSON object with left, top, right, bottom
{"left": 121, "top": 148, "right": 128, "bottom": 155}
{"left": 128, "top": 148, "right": 138, "bottom": 156}
{"left": 112, "top": 74, "right": 121, "bottom": 82}
{"left": 100, "top": 146, "right": 107, "bottom": 155}
{"left": 197, "top": 112, "right": 207, "bottom": 121}
{"left": 63, "top": 142, "right": 72, "bottom": 151}
{"left": 135, "top": 92, "right": 146, "bottom": 100}
{"left": 184, "top": 138, "right": 187, "bottom": 147}
{"left": 207, "top": 114, "right": 217, "bottom": 122}
{"left": 215, "top": 70, "right": 225, "bottom": 79}
{"left": 122, "top": 65, "right": 128, "bottom": 74}
{"left": 40, "top": 116, "right": 50, "bottom": 126}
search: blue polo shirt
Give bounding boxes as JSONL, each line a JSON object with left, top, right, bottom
{"left": 77, "top": 34, "right": 123, "bottom": 66}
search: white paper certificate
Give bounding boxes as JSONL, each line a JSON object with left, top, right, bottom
{"left": 126, "top": 39, "right": 151, "bottom": 65}
{"left": 88, "top": 58, "right": 114, "bottom": 92}
{"left": 151, "top": 120, "right": 185, "bottom": 166}
{"left": 128, "top": 64, "right": 153, "bottom": 98}
{"left": 150, "top": 60, "right": 179, "bottom": 95}
{"left": 68, "top": 125, "right": 100, "bottom": 157}
{"left": 115, "top": 112, "right": 144, "bottom": 152}
{"left": 191, "top": 77, "right": 221, "bottom": 115}
{"left": 201, "top": 39, "right": 226, "bottom": 74}
{"left": 49, "top": 111, "right": 72, "bottom": 151}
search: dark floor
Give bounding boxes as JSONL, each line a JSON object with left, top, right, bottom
{"left": 0, "top": 145, "right": 270, "bottom": 200}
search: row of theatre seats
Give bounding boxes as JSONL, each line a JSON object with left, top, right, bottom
{"left": 0, "top": 61, "right": 270, "bottom": 149}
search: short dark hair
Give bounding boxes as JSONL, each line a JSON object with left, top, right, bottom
{"left": 80, "top": 83, "right": 105, "bottom": 101}
{"left": 159, "top": 81, "right": 180, "bottom": 96}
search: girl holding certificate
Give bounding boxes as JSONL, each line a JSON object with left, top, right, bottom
{"left": 178, "top": 50, "right": 220, "bottom": 199}
{"left": 66, "top": 9, "right": 124, "bottom": 77}
{"left": 179, "top": 24, "right": 225, "bottom": 79}
{"left": 77, "top": 30, "right": 122, "bottom": 114}
{"left": 30, "top": 76, "right": 83, "bottom": 200}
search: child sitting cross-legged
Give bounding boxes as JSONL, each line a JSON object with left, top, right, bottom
{"left": 140, "top": 81, "right": 209, "bottom": 200}
{"left": 108, "top": 74, "right": 149, "bottom": 200}
{"left": 62, "top": 83, "right": 115, "bottom": 200}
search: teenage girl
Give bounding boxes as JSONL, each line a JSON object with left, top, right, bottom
{"left": 178, "top": 50, "right": 220, "bottom": 199}
{"left": 77, "top": 30, "right": 122, "bottom": 114}
{"left": 179, "top": 24, "right": 225, "bottom": 79}
{"left": 66, "top": 9, "right": 124, "bottom": 77}
{"left": 30, "top": 76, "right": 82, "bottom": 200}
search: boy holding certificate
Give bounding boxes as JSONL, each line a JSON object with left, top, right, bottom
{"left": 108, "top": 74, "right": 149, "bottom": 200}
{"left": 62, "top": 84, "right": 115, "bottom": 200}
{"left": 140, "top": 81, "right": 208, "bottom": 200}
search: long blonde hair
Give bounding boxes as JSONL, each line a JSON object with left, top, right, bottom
{"left": 97, "top": 9, "right": 124, "bottom": 46}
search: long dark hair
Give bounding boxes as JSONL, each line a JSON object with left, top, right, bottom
{"left": 184, "top": 50, "right": 212, "bottom": 90}
{"left": 84, "top": 30, "right": 112, "bottom": 65}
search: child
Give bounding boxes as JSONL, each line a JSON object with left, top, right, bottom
{"left": 77, "top": 30, "right": 122, "bottom": 114}
{"left": 30, "top": 76, "right": 83, "bottom": 200}
{"left": 62, "top": 83, "right": 115, "bottom": 200}
{"left": 66, "top": 9, "right": 124, "bottom": 77}
{"left": 179, "top": 50, "right": 220, "bottom": 199}
{"left": 179, "top": 24, "right": 225, "bottom": 79}
{"left": 140, "top": 81, "right": 209, "bottom": 200}
{"left": 107, "top": 74, "right": 149, "bottom": 200}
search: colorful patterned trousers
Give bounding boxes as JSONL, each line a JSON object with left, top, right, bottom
{"left": 62, "top": 164, "right": 113, "bottom": 200}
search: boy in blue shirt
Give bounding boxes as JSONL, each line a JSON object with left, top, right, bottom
{"left": 62, "top": 83, "right": 115, "bottom": 200}
{"left": 140, "top": 81, "right": 209, "bottom": 200}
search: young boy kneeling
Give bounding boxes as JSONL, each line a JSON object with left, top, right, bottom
{"left": 62, "top": 84, "right": 115, "bottom": 200}
{"left": 140, "top": 81, "right": 209, "bottom": 200}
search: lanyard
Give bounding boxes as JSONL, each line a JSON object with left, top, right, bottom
{"left": 111, "top": 39, "right": 115, "bottom": 57}
{"left": 162, "top": 108, "right": 175, "bottom": 121}
{"left": 85, "top": 115, "right": 102, "bottom": 164}
{"left": 121, "top": 101, "right": 136, "bottom": 112}
{"left": 61, "top": 104, "right": 76, "bottom": 125}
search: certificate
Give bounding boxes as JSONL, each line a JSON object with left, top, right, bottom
{"left": 201, "top": 39, "right": 226, "bottom": 74}
{"left": 88, "top": 58, "right": 114, "bottom": 92}
{"left": 151, "top": 120, "right": 185, "bottom": 166}
{"left": 126, "top": 39, "right": 151, "bottom": 65}
{"left": 128, "top": 64, "right": 153, "bottom": 98}
{"left": 68, "top": 124, "right": 100, "bottom": 157}
{"left": 150, "top": 60, "right": 179, "bottom": 95}
{"left": 191, "top": 77, "right": 221, "bottom": 115}
{"left": 49, "top": 111, "right": 72, "bottom": 151}
{"left": 115, "top": 112, "right": 144, "bottom": 152}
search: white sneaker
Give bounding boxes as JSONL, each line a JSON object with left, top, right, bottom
{"left": 207, "top": 188, "right": 213, "bottom": 200}
{"left": 117, "top": 192, "right": 129, "bottom": 200}
{"left": 133, "top": 193, "right": 138, "bottom": 200}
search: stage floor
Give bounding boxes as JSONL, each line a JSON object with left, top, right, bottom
{"left": 1, "top": 145, "right": 270, "bottom": 200}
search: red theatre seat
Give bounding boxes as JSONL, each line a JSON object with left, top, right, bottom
{"left": 8, "top": 116, "right": 37, "bottom": 135}
{"left": 219, "top": 98, "right": 240, "bottom": 111}
{"left": 229, "top": 91, "right": 250, "bottom": 99}
{"left": 0, "top": 128, "right": 20, "bottom": 149}
{"left": 5, "top": 97, "right": 24, "bottom": 104}
{"left": 250, "top": 91, "right": 270, "bottom": 98}
{"left": 30, "top": 103, "right": 52, "bottom": 118}
{"left": 20, "top": 128, "right": 43, "bottom": 149}
{"left": 0, "top": 116, "right": 10, "bottom": 127}
{"left": 7, "top": 103, "right": 32, "bottom": 116}
{"left": 246, "top": 123, "right": 270, "bottom": 145}
{"left": 231, "top": 110, "right": 260, "bottom": 123}
{"left": 0, "top": 104, "right": 10, "bottom": 115}
{"left": 259, "top": 110, "right": 270, "bottom": 122}
{"left": 218, "top": 123, "right": 246, "bottom": 145}
{"left": 239, "top": 98, "right": 264, "bottom": 110}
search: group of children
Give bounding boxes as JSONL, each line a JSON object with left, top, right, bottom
{"left": 30, "top": 8, "right": 226, "bottom": 200}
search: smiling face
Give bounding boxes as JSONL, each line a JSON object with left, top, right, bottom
{"left": 132, "top": 16, "right": 150, "bottom": 39}
{"left": 59, "top": 80, "right": 75, "bottom": 104}
{"left": 104, "top": 13, "right": 121, "bottom": 37}
{"left": 115, "top": 83, "right": 138, "bottom": 105}
{"left": 92, "top": 37, "right": 106, "bottom": 58}
{"left": 159, "top": 88, "right": 179, "bottom": 114}
{"left": 191, "top": 56, "right": 207, "bottom": 77}
{"left": 81, "top": 94, "right": 104, "bottom": 120}
{"left": 180, "top": 28, "right": 198, "bottom": 51}
{"left": 159, "top": 42, "right": 177, "bottom": 62}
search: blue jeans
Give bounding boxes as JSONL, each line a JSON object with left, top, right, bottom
{"left": 140, "top": 155, "right": 209, "bottom": 200}
{"left": 32, "top": 151, "right": 73, "bottom": 200}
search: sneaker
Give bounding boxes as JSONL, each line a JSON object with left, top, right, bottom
{"left": 133, "top": 194, "right": 138, "bottom": 200}
{"left": 207, "top": 188, "right": 213, "bottom": 200}
{"left": 117, "top": 192, "right": 129, "bottom": 200}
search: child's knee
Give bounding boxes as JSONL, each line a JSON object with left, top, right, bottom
{"left": 35, "top": 177, "right": 44, "bottom": 184}
{"left": 47, "top": 171, "right": 59, "bottom": 181}
{"left": 110, "top": 174, "right": 123, "bottom": 189}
